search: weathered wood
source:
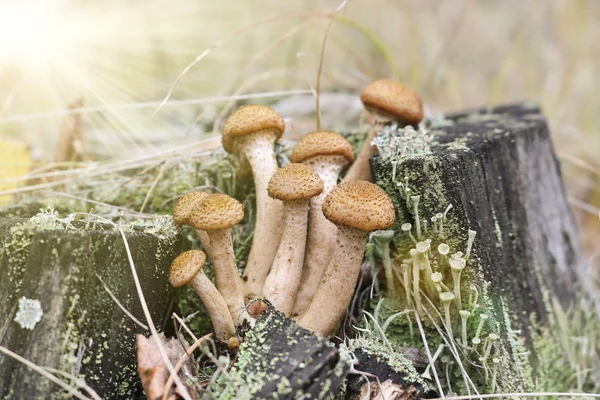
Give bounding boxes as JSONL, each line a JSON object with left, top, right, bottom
{"left": 218, "top": 305, "right": 350, "bottom": 400}
{"left": 0, "top": 212, "right": 186, "bottom": 399}
{"left": 371, "top": 103, "right": 592, "bottom": 392}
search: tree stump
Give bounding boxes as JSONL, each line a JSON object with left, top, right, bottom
{"left": 0, "top": 209, "right": 186, "bottom": 399}
{"left": 370, "top": 103, "right": 595, "bottom": 393}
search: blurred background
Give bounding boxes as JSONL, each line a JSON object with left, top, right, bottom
{"left": 0, "top": 0, "right": 598, "bottom": 258}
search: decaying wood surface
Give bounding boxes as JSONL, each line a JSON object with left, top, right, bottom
{"left": 0, "top": 212, "right": 187, "bottom": 399}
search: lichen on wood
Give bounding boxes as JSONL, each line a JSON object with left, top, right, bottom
{"left": 0, "top": 207, "right": 187, "bottom": 399}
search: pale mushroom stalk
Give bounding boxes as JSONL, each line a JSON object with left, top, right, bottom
{"left": 344, "top": 120, "right": 388, "bottom": 182}
{"left": 262, "top": 202, "right": 310, "bottom": 314}
{"left": 289, "top": 132, "right": 354, "bottom": 316}
{"left": 208, "top": 229, "right": 251, "bottom": 324}
{"left": 292, "top": 157, "right": 345, "bottom": 313}
{"left": 169, "top": 250, "right": 236, "bottom": 343}
{"left": 296, "top": 226, "right": 368, "bottom": 336}
{"left": 345, "top": 79, "right": 424, "bottom": 182}
{"left": 238, "top": 132, "right": 284, "bottom": 295}
{"left": 262, "top": 163, "right": 323, "bottom": 315}
{"left": 189, "top": 274, "right": 237, "bottom": 342}
{"left": 221, "top": 105, "right": 286, "bottom": 298}
{"left": 297, "top": 181, "right": 395, "bottom": 336}
{"left": 189, "top": 193, "right": 252, "bottom": 325}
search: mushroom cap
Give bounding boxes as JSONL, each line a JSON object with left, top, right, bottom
{"left": 290, "top": 131, "right": 354, "bottom": 167}
{"left": 267, "top": 163, "right": 324, "bottom": 201}
{"left": 172, "top": 191, "right": 208, "bottom": 225}
{"left": 169, "top": 249, "right": 206, "bottom": 288}
{"left": 322, "top": 181, "right": 395, "bottom": 232}
{"left": 360, "top": 79, "right": 424, "bottom": 125}
{"left": 189, "top": 193, "right": 244, "bottom": 231}
{"left": 221, "top": 105, "right": 285, "bottom": 153}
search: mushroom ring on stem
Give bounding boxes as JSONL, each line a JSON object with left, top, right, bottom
{"left": 345, "top": 79, "right": 424, "bottom": 182}
{"left": 289, "top": 131, "right": 355, "bottom": 315}
{"left": 169, "top": 250, "right": 237, "bottom": 343}
{"left": 172, "top": 191, "right": 214, "bottom": 262}
{"left": 296, "top": 181, "right": 396, "bottom": 336}
{"left": 262, "top": 163, "right": 323, "bottom": 316}
{"left": 222, "top": 104, "right": 286, "bottom": 298}
{"left": 189, "top": 193, "right": 252, "bottom": 325}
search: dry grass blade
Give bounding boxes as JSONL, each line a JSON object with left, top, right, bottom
{"left": 431, "top": 393, "right": 600, "bottom": 400}
{"left": 0, "top": 345, "right": 92, "bottom": 400}
{"left": 161, "top": 332, "right": 212, "bottom": 400}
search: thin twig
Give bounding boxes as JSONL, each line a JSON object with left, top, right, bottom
{"left": 0, "top": 345, "right": 91, "bottom": 400}
{"left": 161, "top": 332, "right": 213, "bottom": 400}
{"left": 431, "top": 393, "right": 600, "bottom": 400}
{"left": 95, "top": 273, "right": 149, "bottom": 330}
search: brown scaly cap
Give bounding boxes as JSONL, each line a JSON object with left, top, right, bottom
{"left": 189, "top": 193, "right": 244, "bottom": 231}
{"left": 360, "top": 79, "right": 424, "bottom": 125}
{"left": 290, "top": 131, "right": 355, "bottom": 167}
{"left": 172, "top": 191, "right": 208, "bottom": 225}
{"left": 322, "top": 181, "right": 395, "bottom": 232}
{"left": 169, "top": 250, "right": 206, "bottom": 288}
{"left": 221, "top": 105, "right": 285, "bottom": 153}
{"left": 267, "top": 163, "right": 324, "bottom": 201}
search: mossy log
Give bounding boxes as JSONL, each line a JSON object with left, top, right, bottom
{"left": 371, "top": 103, "right": 593, "bottom": 392}
{"left": 222, "top": 306, "right": 350, "bottom": 400}
{"left": 0, "top": 213, "right": 186, "bottom": 399}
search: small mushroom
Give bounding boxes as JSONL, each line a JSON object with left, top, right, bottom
{"left": 345, "top": 79, "right": 424, "bottom": 182}
{"left": 169, "top": 250, "right": 236, "bottom": 343}
{"left": 172, "top": 191, "right": 213, "bottom": 261}
{"left": 222, "top": 105, "right": 286, "bottom": 297}
{"left": 296, "top": 181, "right": 395, "bottom": 336}
{"left": 189, "top": 193, "right": 251, "bottom": 325}
{"left": 289, "top": 131, "right": 355, "bottom": 315}
{"left": 262, "top": 163, "right": 323, "bottom": 315}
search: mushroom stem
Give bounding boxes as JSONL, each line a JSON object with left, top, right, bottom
{"left": 193, "top": 229, "right": 214, "bottom": 261}
{"left": 208, "top": 228, "right": 252, "bottom": 325}
{"left": 293, "top": 156, "right": 345, "bottom": 315}
{"left": 344, "top": 123, "right": 382, "bottom": 182}
{"left": 262, "top": 199, "right": 310, "bottom": 315}
{"left": 239, "top": 132, "right": 285, "bottom": 297}
{"left": 296, "top": 226, "right": 367, "bottom": 336}
{"left": 189, "top": 273, "right": 237, "bottom": 342}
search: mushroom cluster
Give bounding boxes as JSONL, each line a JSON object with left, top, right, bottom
{"left": 167, "top": 79, "right": 432, "bottom": 344}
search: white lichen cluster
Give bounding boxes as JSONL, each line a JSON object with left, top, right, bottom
{"left": 372, "top": 123, "right": 432, "bottom": 161}
{"left": 14, "top": 297, "right": 43, "bottom": 330}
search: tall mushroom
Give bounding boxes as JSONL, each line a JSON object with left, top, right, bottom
{"left": 221, "top": 105, "right": 286, "bottom": 298}
{"left": 344, "top": 79, "right": 424, "bottom": 182}
{"left": 169, "top": 250, "right": 237, "bottom": 343}
{"left": 290, "top": 131, "right": 355, "bottom": 316}
{"left": 188, "top": 193, "right": 251, "bottom": 325}
{"left": 172, "top": 191, "right": 213, "bottom": 261}
{"left": 296, "top": 181, "right": 396, "bottom": 336}
{"left": 261, "top": 163, "right": 323, "bottom": 316}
